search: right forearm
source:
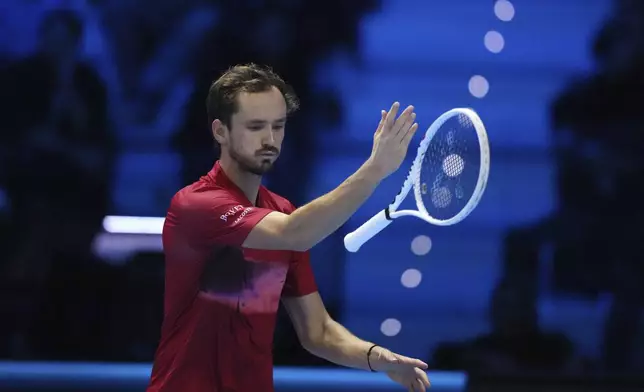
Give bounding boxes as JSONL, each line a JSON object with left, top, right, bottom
{"left": 284, "top": 160, "right": 383, "bottom": 251}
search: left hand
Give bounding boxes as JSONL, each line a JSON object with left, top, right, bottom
{"left": 369, "top": 346, "right": 431, "bottom": 391}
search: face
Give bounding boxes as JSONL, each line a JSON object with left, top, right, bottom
{"left": 215, "top": 86, "right": 287, "bottom": 175}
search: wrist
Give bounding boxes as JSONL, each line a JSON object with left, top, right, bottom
{"left": 367, "top": 344, "right": 379, "bottom": 372}
{"left": 361, "top": 158, "right": 387, "bottom": 183}
{"left": 368, "top": 345, "right": 396, "bottom": 372}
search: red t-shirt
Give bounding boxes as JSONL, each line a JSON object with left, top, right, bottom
{"left": 146, "top": 162, "right": 318, "bottom": 392}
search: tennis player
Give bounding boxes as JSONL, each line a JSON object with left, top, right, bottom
{"left": 146, "top": 64, "right": 430, "bottom": 392}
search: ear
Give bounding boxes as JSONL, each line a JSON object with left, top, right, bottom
{"left": 211, "top": 119, "right": 227, "bottom": 145}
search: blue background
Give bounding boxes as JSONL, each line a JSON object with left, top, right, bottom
{"left": 3, "top": 0, "right": 644, "bottom": 390}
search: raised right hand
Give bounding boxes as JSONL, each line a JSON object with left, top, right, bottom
{"left": 367, "top": 102, "right": 418, "bottom": 179}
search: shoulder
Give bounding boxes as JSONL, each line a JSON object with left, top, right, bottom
{"left": 261, "top": 187, "right": 296, "bottom": 213}
{"left": 169, "top": 181, "right": 244, "bottom": 215}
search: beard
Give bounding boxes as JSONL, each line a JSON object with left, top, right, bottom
{"left": 229, "top": 144, "right": 277, "bottom": 176}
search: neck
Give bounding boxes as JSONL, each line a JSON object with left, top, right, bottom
{"left": 219, "top": 154, "right": 262, "bottom": 205}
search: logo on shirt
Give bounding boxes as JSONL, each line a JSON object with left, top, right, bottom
{"left": 220, "top": 205, "right": 245, "bottom": 222}
{"left": 232, "top": 207, "right": 253, "bottom": 225}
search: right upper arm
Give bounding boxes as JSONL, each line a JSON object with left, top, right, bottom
{"left": 243, "top": 211, "right": 301, "bottom": 250}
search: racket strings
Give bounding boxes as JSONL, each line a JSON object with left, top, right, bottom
{"left": 418, "top": 115, "right": 481, "bottom": 220}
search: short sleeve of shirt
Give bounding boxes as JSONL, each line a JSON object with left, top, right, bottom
{"left": 176, "top": 191, "right": 273, "bottom": 247}
{"left": 282, "top": 250, "right": 318, "bottom": 298}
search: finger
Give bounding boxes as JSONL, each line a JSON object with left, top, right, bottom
{"left": 401, "top": 123, "right": 419, "bottom": 146}
{"left": 415, "top": 368, "right": 431, "bottom": 388}
{"left": 413, "top": 378, "right": 426, "bottom": 392}
{"left": 384, "top": 102, "right": 401, "bottom": 131}
{"left": 396, "top": 112, "right": 416, "bottom": 138}
{"left": 392, "top": 105, "right": 414, "bottom": 134}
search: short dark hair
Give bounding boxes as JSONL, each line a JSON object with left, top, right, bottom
{"left": 206, "top": 64, "right": 300, "bottom": 128}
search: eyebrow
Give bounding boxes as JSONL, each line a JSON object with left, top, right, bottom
{"left": 246, "top": 117, "right": 287, "bottom": 125}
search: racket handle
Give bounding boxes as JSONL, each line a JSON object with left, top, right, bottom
{"left": 344, "top": 209, "right": 393, "bottom": 252}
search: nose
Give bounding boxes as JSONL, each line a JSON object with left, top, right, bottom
{"left": 261, "top": 127, "right": 276, "bottom": 145}
{"left": 266, "top": 128, "right": 276, "bottom": 143}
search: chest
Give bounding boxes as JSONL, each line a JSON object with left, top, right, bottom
{"left": 199, "top": 246, "right": 291, "bottom": 301}
{"left": 241, "top": 248, "right": 291, "bottom": 292}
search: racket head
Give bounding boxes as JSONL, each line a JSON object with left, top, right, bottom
{"left": 410, "top": 108, "right": 490, "bottom": 225}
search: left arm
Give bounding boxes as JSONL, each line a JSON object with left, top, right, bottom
{"left": 282, "top": 292, "right": 429, "bottom": 376}
{"left": 281, "top": 250, "right": 430, "bottom": 391}
{"left": 280, "top": 249, "right": 380, "bottom": 370}
{"left": 282, "top": 292, "right": 378, "bottom": 371}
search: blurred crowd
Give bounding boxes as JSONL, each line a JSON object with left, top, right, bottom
{"left": 0, "top": 0, "right": 377, "bottom": 362}
{"left": 433, "top": 0, "right": 644, "bottom": 376}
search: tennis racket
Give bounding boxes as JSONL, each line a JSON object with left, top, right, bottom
{"left": 344, "top": 107, "right": 490, "bottom": 252}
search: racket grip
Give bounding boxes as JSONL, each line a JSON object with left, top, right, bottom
{"left": 344, "top": 210, "right": 393, "bottom": 253}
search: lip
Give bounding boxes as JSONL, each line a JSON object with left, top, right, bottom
{"left": 258, "top": 152, "right": 277, "bottom": 157}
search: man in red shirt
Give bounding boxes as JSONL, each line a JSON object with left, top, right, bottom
{"left": 147, "top": 64, "right": 430, "bottom": 392}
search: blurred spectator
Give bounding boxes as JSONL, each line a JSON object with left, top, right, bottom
{"left": 109, "top": 252, "right": 165, "bottom": 362}
{"left": 99, "top": 0, "right": 205, "bottom": 99}
{"left": 592, "top": 0, "right": 644, "bottom": 72}
{"left": 0, "top": 8, "right": 115, "bottom": 359}
{"left": 478, "top": 0, "right": 644, "bottom": 375}
{"left": 552, "top": 64, "right": 644, "bottom": 372}
{"left": 552, "top": 0, "right": 644, "bottom": 365}
{"left": 432, "top": 280, "right": 577, "bottom": 375}
{"left": 105, "top": 1, "right": 219, "bottom": 146}
{"left": 482, "top": 0, "right": 644, "bottom": 373}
